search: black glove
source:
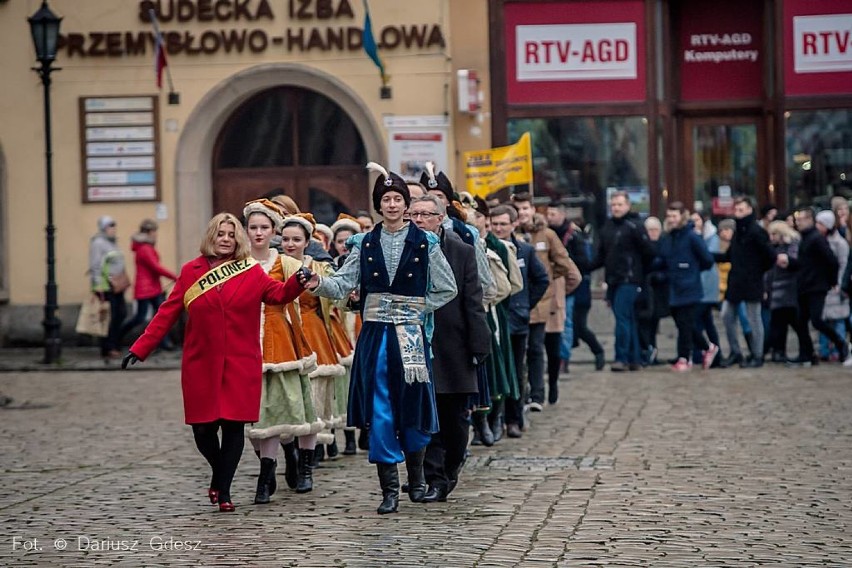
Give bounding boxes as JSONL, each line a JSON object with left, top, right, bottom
{"left": 121, "top": 352, "right": 139, "bottom": 370}
{"left": 296, "top": 266, "right": 314, "bottom": 287}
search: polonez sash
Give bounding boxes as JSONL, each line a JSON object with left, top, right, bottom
{"left": 183, "top": 258, "right": 258, "bottom": 310}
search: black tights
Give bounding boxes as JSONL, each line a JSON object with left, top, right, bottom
{"left": 544, "top": 332, "right": 561, "bottom": 388}
{"left": 191, "top": 419, "right": 245, "bottom": 502}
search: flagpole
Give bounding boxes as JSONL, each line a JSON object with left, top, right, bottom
{"left": 149, "top": 9, "right": 176, "bottom": 94}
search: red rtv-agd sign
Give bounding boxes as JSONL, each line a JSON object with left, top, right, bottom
{"left": 505, "top": 1, "right": 646, "bottom": 104}
{"left": 784, "top": 0, "right": 852, "bottom": 96}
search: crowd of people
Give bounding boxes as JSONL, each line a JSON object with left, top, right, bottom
{"left": 85, "top": 163, "right": 852, "bottom": 515}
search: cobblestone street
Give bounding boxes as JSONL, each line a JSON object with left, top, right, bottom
{"left": 2, "top": 360, "right": 852, "bottom": 566}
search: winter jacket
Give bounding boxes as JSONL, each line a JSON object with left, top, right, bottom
{"left": 517, "top": 214, "right": 581, "bottom": 326}
{"left": 794, "top": 227, "right": 839, "bottom": 296}
{"left": 591, "top": 212, "right": 655, "bottom": 288}
{"left": 714, "top": 213, "right": 776, "bottom": 303}
{"left": 823, "top": 231, "right": 850, "bottom": 320}
{"left": 657, "top": 221, "right": 714, "bottom": 307}
{"left": 698, "top": 222, "right": 721, "bottom": 304}
{"left": 88, "top": 232, "right": 125, "bottom": 292}
{"left": 130, "top": 233, "right": 177, "bottom": 300}
{"left": 764, "top": 240, "right": 800, "bottom": 310}
{"left": 506, "top": 235, "right": 549, "bottom": 335}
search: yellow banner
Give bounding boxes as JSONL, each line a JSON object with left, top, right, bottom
{"left": 463, "top": 132, "right": 533, "bottom": 198}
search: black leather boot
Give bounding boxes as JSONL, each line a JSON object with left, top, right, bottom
{"left": 358, "top": 428, "right": 370, "bottom": 450}
{"left": 343, "top": 430, "right": 357, "bottom": 455}
{"left": 314, "top": 443, "right": 325, "bottom": 466}
{"left": 326, "top": 430, "right": 339, "bottom": 459}
{"left": 488, "top": 400, "right": 504, "bottom": 443}
{"left": 280, "top": 440, "right": 299, "bottom": 490}
{"left": 296, "top": 448, "right": 314, "bottom": 493}
{"left": 254, "top": 457, "right": 276, "bottom": 504}
{"left": 376, "top": 463, "right": 399, "bottom": 514}
{"left": 472, "top": 411, "right": 494, "bottom": 447}
{"left": 403, "top": 449, "right": 427, "bottom": 503}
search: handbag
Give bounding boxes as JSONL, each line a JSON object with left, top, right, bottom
{"left": 75, "top": 293, "right": 111, "bottom": 337}
{"left": 109, "top": 270, "right": 131, "bottom": 293}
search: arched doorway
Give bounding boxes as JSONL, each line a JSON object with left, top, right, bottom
{"left": 212, "top": 86, "right": 368, "bottom": 224}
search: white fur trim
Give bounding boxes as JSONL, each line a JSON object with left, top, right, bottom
{"left": 425, "top": 161, "right": 437, "bottom": 186}
{"left": 300, "top": 352, "right": 318, "bottom": 375}
{"left": 330, "top": 218, "right": 362, "bottom": 235}
{"left": 246, "top": 418, "right": 325, "bottom": 439}
{"left": 283, "top": 215, "right": 315, "bottom": 238}
{"left": 262, "top": 360, "right": 304, "bottom": 373}
{"left": 338, "top": 353, "right": 354, "bottom": 366}
{"left": 309, "top": 363, "right": 346, "bottom": 378}
{"left": 244, "top": 202, "right": 284, "bottom": 231}
{"left": 316, "top": 432, "right": 336, "bottom": 445}
{"left": 315, "top": 223, "right": 333, "bottom": 241}
{"left": 366, "top": 161, "right": 389, "bottom": 179}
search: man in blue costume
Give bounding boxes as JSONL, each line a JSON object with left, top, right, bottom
{"left": 301, "top": 162, "right": 457, "bottom": 515}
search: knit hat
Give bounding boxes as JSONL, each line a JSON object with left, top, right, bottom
{"left": 97, "top": 215, "right": 116, "bottom": 231}
{"left": 419, "top": 161, "right": 454, "bottom": 203}
{"left": 330, "top": 213, "right": 362, "bottom": 235}
{"left": 816, "top": 209, "right": 836, "bottom": 230}
{"left": 243, "top": 198, "right": 285, "bottom": 231}
{"left": 368, "top": 162, "right": 410, "bottom": 213}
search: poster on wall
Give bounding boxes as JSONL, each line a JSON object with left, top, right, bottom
{"left": 384, "top": 115, "right": 449, "bottom": 182}
{"left": 80, "top": 96, "right": 160, "bottom": 203}
{"left": 784, "top": 0, "right": 852, "bottom": 96}
{"left": 504, "top": 0, "right": 646, "bottom": 104}
{"left": 678, "top": 0, "right": 763, "bottom": 101}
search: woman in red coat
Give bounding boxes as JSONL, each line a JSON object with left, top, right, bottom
{"left": 122, "top": 212, "right": 306, "bottom": 512}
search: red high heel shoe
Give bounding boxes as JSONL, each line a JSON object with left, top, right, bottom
{"left": 208, "top": 489, "right": 219, "bottom": 505}
{"left": 218, "top": 501, "right": 235, "bottom": 512}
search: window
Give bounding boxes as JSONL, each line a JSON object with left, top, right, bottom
{"left": 786, "top": 109, "right": 852, "bottom": 209}
{"left": 507, "top": 116, "right": 649, "bottom": 231}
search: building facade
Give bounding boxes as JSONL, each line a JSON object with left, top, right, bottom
{"left": 491, "top": 0, "right": 852, "bottom": 230}
{"left": 0, "top": 0, "right": 491, "bottom": 344}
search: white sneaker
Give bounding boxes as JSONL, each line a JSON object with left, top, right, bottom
{"left": 528, "top": 401, "right": 543, "bottom": 412}
{"left": 844, "top": 344, "right": 852, "bottom": 367}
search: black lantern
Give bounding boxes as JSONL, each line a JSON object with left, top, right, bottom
{"left": 28, "top": 1, "right": 62, "bottom": 69}
{"left": 29, "top": 1, "right": 63, "bottom": 364}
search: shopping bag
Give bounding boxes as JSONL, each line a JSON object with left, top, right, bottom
{"left": 75, "top": 294, "right": 111, "bottom": 337}
{"left": 109, "top": 270, "right": 131, "bottom": 293}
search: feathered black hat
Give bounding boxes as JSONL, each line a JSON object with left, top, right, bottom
{"left": 419, "top": 161, "right": 454, "bottom": 204}
{"left": 368, "top": 162, "right": 410, "bottom": 213}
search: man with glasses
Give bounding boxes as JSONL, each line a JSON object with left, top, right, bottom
{"left": 489, "top": 205, "right": 548, "bottom": 438}
{"left": 409, "top": 195, "right": 490, "bottom": 502}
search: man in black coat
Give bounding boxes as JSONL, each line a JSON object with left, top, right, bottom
{"left": 714, "top": 197, "right": 777, "bottom": 368}
{"left": 589, "top": 191, "right": 656, "bottom": 371}
{"left": 409, "top": 195, "right": 491, "bottom": 502}
{"left": 784, "top": 208, "right": 848, "bottom": 366}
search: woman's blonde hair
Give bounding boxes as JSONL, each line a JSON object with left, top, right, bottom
{"left": 199, "top": 212, "right": 251, "bottom": 259}
{"left": 767, "top": 220, "right": 800, "bottom": 244}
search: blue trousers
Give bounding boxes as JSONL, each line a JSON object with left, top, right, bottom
{"left": 560, "top": 295, "right": 576, "bottom": 361}
{"left": 612, "top": 284, "right": 641, "bottom": 365}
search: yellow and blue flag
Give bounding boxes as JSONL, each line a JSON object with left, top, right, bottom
{"left": 362, "top": 0, "right": 388, "bottom": 85}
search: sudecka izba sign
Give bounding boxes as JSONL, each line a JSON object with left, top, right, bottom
{"left": 56, "top": 0, "right": 445, "bottom": 57}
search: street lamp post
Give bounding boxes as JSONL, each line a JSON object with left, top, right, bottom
{"left": 29, "top": 1, "right": 63, "bottom": 364}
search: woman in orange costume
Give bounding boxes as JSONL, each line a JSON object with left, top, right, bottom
{"left": 280, "top": 213, "right": 345, "bottom": 490}
{"left": 243, "top": 199, "right": 324, "bottom": 503}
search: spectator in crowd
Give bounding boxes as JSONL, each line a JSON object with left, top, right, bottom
{"left": 88, "top": 215, "right": 128, "bottom": 360}
{"left": 785, "top": 208, "right": 850, "bottom": 366}
{"left": 119, "top": 219, "right": 177, "bottom": 350}
{"left": 759, "top": 203, "right": 779, "bottom": 230}
{"left": 565, "top": 217, "right": 606, "bottom": 370}
{"left": 490, "top": 204, "right": 548, "bottom": 437}
{"left": 512, "top": 193, "right": 579, "bottom": 409}
{"left": 831, "top": 196, "right": 849, "bottom": 239}
{"left": 590, "top": 191, "right": 655, "bottom": 371}
{"left": 690, "top": 211, "right": 721, "bottom": 366}
{"left": 355, "top": 210, "right": 374, "bottom": 233}
{"left": 714, "top": 197, "right": 776, "bottom": 368}
{"left": 636, "top": 216, "right": 667, "bottom": 367}
{"left": 658, "top": 202, "right": 717, "bottom": 371}
{"left": 764, "top": 220, "right": 805, "bottom": 363}
{"left": 816, "top": 210, "right": 850, "bottom": 362}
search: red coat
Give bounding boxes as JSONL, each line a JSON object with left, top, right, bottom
{"left": 131, "top": 236, "right": 178, "bottom": 300}
{"left": 130, "top": 255, "right": 303, "bottom": 424}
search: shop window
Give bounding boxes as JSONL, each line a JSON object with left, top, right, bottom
{"left": 690, "top": 122, "right": 758, "bottom": 214}
{"left": 215, "top": 87, "right": 366, "bottom": 169}
{"left": 786, "top": 109, "right": 852, "bottom": 209}
{"left": 507, "top": 116, "right": 649, "bottom": 233}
